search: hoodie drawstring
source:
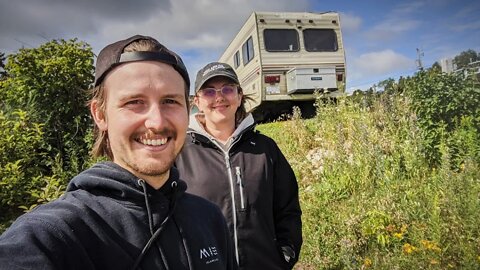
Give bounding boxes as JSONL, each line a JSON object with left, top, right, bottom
{"left": 131, "top": 180, "right": 179, "bottom": 270}
{"left": 139, "top": 180, "right": 155, "bottom": 235}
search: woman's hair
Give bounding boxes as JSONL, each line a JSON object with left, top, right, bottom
{"left": 234, "top": 86, "right": 254, "bottom": 125}
{"left": 88, "top": 39, "right": 190, "bottom": 159}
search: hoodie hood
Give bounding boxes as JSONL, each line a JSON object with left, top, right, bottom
{"left": 188, "top": 113, "right": 255, "bottom": 142}
{"left": 67, "top": 161, "right": 186, "bottom": 203}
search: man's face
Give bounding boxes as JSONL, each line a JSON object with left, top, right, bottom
{"left": 91, "top": 61, "right": 188, "bottom": 187}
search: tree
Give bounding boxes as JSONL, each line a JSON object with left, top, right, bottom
{"left": 1, "top": 39, "right": 94, "bottom": 177}
{"left": 453, "top": 49, "right": 479, "bottom": 69}
{"left": 0, "top": 52, "right": 6, "bottom": 79}
{"left": 431, "top": 61, "right": 441, "bottom": 71}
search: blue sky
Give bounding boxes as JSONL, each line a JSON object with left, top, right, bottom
{"left": 315, "top": 0, "right": 480, "bottom": 89}
{"left": 1, "top": 0, "right": 479, "bottom": 92}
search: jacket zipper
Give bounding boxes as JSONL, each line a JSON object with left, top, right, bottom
{"left": 235, "top": 167, "right": 246, "bottom": 210}
{"left": 197, "top": 132, "right": 248, "bottom": 267}
{"left": 224, "top": 154, "right": 240, "bottom": 265}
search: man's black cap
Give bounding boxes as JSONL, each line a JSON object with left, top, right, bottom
{"left": 94, "top": 35, "right": 190, "bottom": 88}
{"left": 194, "top": 62, "right": 239, "bottom": 93}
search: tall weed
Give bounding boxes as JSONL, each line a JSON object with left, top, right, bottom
{"left": 258, "top": 90, "right": 480, "bottom": 269}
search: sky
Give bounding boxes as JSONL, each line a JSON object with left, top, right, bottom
{"left": 1, "top": 0, "right": 479, "bottom": 92}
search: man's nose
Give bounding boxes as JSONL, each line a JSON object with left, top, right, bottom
{"left": 144, "top": 105, "right": 165, "bottom": 130}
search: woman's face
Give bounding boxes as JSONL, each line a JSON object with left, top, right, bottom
{"left": 194, "top": 77, "right": 242, "bottom": 126}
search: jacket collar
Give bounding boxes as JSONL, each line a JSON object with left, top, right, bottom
{"left": 188, "top": 113, "right": 255, "bottom": 141}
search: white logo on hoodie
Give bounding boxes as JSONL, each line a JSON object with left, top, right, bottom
{"left": 200, "top": 246, "right": 219, "bottom": 264}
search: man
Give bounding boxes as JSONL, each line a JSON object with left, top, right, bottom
{"left": 0, "top": 35, "right": 234, "bottom": 270}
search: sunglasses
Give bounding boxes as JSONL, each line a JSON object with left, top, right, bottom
{"left": 198, "top": 85, "right": 238, "bottom": 98}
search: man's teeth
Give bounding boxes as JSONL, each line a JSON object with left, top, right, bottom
{"left": 141, "top": 138, "right": 167, "bottom": 146}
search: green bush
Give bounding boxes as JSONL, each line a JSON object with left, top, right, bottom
{"left": 0, "top": 110, "right": 45, "bottom": 216}
{"left": 0, "top": 39, "right": 94, "bottom": 176}
{"left": 404, "top": 69, "right": 480, "bottom": 166}
{"left": 0, "top": 39, "right": 95, "bottom": 225}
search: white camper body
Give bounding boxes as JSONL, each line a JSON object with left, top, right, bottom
{"left": 219, "top": 11, "right": 346, "bottom": 120}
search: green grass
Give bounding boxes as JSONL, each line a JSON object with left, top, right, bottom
{"left": 257, "top": 95, "right": 480, "bottom": 269}
{"left": 1, "top": 91, "right": 479, "bottom": 269}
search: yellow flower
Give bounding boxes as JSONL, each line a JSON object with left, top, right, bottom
{"left": 430, "top": 259, "right": 439, "bottom": 265}
{"left": 402, "top": 243, "right": 416, "bottom": 254}
{"left": 421, "top": 240, "right": 441, "bottom": 252}
{"left": 393, "top": 232, "right": 403, "bottom": 239}
{"left": 363, "top": 257, "right": 372, "bottom": 268}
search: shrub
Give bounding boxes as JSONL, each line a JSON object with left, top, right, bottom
{"left": 0, "top": 39, "right": 94, "bottom": 176}
{"left": 404, "top": 69, "right": 480, "bottom": 166}
{"left": 0, "top": 110, "right": 45, "bottom": 215}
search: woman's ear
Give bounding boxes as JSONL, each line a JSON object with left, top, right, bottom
{"left": 90, "top": 100, "right": 108, "bottom": 131}
{"left": 193, "top": 95, "right": 200, "bottom": 107}
{"left": 237, "top": 90, "right": 243, "bottom": 106}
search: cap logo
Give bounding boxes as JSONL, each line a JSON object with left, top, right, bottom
{"left": 202, "top": 64, "right": 227, "bottom": 76}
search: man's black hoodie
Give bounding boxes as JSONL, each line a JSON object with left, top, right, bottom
{"left": 0, "top": 162, "right": 234, "bottom": 270}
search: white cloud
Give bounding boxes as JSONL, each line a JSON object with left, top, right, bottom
{"left": 393, "top": 1, "right": 426, "bottom": 15}
{"left": 339, "top": 12, "right": 362, "bottom": 33}
{"left": 365, "top": 19, "right": 420, "bottom": 42}
{"left": 0, "top": 0, "right": 310, "bottom": 54}
{"left": 450, "top": 20, "right": 480, "bottom": 32}
{"left": 349, "top": 49, "right": 414, "bottom": 83}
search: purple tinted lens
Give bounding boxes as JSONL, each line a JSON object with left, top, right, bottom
{"left": 202, "top": 88, "right": 217, "bottom": 97}
{"left": 200, "top": 85, "right": 236, "bottom": 97}
{"left": 221, "top": 86, "right": 235, "bottom": 95}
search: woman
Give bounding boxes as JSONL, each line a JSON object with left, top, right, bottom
{"left": 175, "top": 62, "right": 302, "bottom": 269}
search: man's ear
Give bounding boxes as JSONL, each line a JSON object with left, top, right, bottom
{"left": 90, "top": 100, "right": 107, "bottom": 131}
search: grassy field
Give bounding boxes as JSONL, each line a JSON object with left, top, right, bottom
{"left": 257, "top": 95, "right": 480, "bottom": 269}
{"left": 1, "top": 77, "right": 478, "bottom": 269}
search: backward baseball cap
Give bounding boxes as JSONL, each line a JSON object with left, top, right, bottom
{"left": 94, "top": 35, "right": 190, "bottom": 88}
{"left": 194, "top": 62, "right": 239, "bottom": 93}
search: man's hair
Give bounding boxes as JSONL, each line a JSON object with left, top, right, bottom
{"left": 89, "top": 38, "right": 190, "bottom": 159}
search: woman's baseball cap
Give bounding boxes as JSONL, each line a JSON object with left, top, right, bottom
{"left": 194, "top": 62, "right": 239, "bottom": 93}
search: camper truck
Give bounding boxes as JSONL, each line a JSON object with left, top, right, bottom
{"left": 218, "top": 11, "right": 346, "bottom": 120}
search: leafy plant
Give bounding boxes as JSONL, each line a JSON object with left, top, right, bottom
{"left": 0, "top": 39, "right": 94, "bottom": 175}
{"left": 0, "top": 110, "right": 45, "bottom": 216}
{"left": 404, "top": 69, "right": 480, "bottom": 167}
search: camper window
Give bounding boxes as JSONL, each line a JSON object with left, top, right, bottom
{"left": 242, "top": 36, "right": 255, "bottom": 65}
{"left": 303, "top": 29, "right": 338, "bottom": 52}
{"left": 234, "top": 51, "right": 240, "bottom": 68}
{"left": 264, "top": 29, "right": 299, "bottom": 52}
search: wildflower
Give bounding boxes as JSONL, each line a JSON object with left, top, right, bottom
{"left": 393, "top": 232, "right": 403, "bottom": 239}
{"left": 421, "top": 240, "right": 441, "bottom": 252}
{"left": 402, "top": 243, "right": 416, "bottom": 254}
{"left": 363, "top": 257, "right": 372, "bottom": 268}
{"left": 430, "top": 259, "right": 439, "bottom": 265}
